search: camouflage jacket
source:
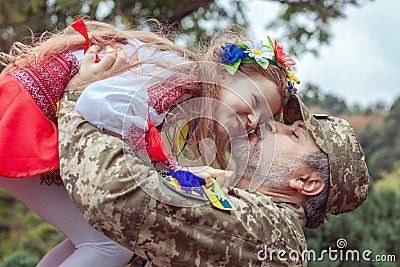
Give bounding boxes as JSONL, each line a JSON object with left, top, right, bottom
{"left": 58, "top": 95, "right": 308, "bottom": 267}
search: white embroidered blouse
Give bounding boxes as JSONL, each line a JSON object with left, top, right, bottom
{"left": 73, "top": 39, "right": 193, "bottom": 138}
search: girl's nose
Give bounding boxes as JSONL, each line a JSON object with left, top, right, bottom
{"left": 247, "top": 113, "right": 258, "bottom": 129}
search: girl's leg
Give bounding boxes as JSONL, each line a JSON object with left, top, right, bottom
{"left": 0, "top": 175, "right": 133, "bottom": 267}
{"left": 37, "top": 239, "right": 75, "bottom": 266}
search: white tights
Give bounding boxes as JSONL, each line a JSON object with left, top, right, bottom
{"left": 0, "top": 175, "right": 134, "bottom": 267}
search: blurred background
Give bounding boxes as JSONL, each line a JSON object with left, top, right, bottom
{"left": 0, "top": 0, "right": 399, "bottom": 266}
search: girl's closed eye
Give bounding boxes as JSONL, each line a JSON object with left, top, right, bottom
{"left": 292, "top": 130, "right": 298, "bottom": 138}
{"left": 252, "top": 94, "right": 260, "bottom": 107}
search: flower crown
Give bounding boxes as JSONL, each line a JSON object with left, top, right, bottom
{"left": 219, "top": 36, "right": 300, "bottom": 100}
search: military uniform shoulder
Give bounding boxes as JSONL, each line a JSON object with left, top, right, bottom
{"left": 229, "top": 189, "right": 306, "bottom": 224}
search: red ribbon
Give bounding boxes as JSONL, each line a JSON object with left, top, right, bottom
{"left": 71, "top": 16, "right": 100, "bottom": 62}
{"left": 145, "top": 106, "right": 170, "bottom": 165}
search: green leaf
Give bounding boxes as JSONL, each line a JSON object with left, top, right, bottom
{"left": 257, "top": 60, "right": 269, "bottom": 69}
{"left": 241, "top": 56, "right": 255, "bottom": 62}
{"left": 267, "top": 36, "right": 274, "bottom": 51}
{"left": 225, "top": 58, "right": 241, "bottom": 75}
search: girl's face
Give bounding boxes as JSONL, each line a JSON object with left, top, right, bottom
{"left": 215, "top": 74, "right": 281, "bottom": 137}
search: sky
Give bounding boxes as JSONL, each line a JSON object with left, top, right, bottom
{"left": 247, "top": 0, "right": 400, "bottom": 107}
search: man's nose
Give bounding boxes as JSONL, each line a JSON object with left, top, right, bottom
{"left": 265, "top": 120, "right": 294, "bottom": 135}
{"left": 265, "top": 120, "right": 278, "bottom": 133}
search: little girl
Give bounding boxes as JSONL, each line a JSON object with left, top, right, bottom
{"left": 0, "top": 17, "right": 298, "bottom": 265}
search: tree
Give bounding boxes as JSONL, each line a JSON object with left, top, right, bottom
{"left": 305, "top": 177, "right": 400, "bottom": 266}
{"left": 0, "top": 189, "right": 64, "bottom": 263}
{"left": 358, "top": 96, "right": 400, "bottom": 179}
{"left": 0, "top": 0, "right": 373, "bottom": 57}
{"left": 298, "top": 82, "right": 322, "bottom": 107}
{"left": 1, "top": 250, "right": 39, "bottom": 267}
{"left": 299, "top": 83, "right": 349, "bottom": 115}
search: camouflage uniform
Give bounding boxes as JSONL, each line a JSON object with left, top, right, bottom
{"left": 59, "top": 95, "right": 308, "bottom": 266}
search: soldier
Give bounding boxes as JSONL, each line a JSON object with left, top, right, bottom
{"left": 58, "top": 93, "right": 369, "bottom": 266}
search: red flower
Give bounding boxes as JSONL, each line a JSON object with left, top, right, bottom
{"left": 274, "top": 41, "right": 296, "bottom": 70}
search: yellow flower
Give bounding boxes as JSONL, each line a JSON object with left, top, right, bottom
{"left": 287, "top": 72, "right": 299, "bottom": 84}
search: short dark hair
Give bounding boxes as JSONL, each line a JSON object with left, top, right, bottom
{"left": 301, "top": 150, "right": 330, "bottom": 229}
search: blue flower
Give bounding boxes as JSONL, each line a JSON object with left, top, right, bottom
{"left": 220, "top": 43, "right": 245, "bottom": 65}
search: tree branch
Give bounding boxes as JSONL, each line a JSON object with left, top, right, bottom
{"left": 167, "top": 0, "right": 214, "bottom": 23}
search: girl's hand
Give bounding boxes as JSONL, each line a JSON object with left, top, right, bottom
{"left": 180, "top": 166, "right": 234, "bottom": 187}
{"left": 65, "top": 45, "right": 127, "bottom": 92}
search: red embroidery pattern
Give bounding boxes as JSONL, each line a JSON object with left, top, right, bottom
{"left": 7, "top": 51, "right": 79, "bottom": 185}
{"left": 147, "top": 75, "right": 194, "bottom": 114}
{"left": 123, "top": 124, "right": 147, "bottom": 152}
{"left": 7, "top": 51, "right": 79, "bottom": 124}
{"left": 40, "top": 170, "right": 63, "bottom": 186}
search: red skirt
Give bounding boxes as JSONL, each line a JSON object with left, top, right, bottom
{"left": 0, "top": 75, "right": 59, "bottom": 178}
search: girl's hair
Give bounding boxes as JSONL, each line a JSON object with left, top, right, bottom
{"left": 0, "top": 18, "right": 287, "bottom": 170}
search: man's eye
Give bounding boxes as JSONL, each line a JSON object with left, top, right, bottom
{"left": 292, "top": 130, "right": 298, "bottom": 138}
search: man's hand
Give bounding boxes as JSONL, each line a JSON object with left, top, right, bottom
{"left": 65, "top": 45, "right": 127, "bottom": 92}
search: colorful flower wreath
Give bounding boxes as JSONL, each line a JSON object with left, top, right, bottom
{"left": 219, "top": 36, "right": 300, "bottom": 100}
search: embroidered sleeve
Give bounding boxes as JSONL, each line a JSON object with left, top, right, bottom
{"left": 7, "top": 51, "right": 79, "bottom": 124}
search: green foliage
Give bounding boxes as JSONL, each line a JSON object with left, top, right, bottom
{"left": 302, "top": 94, "right": 400, "bottom": 266}
{"left": 306, "top": 183, "right": 400, "bottom": 267}
{"left": 0, "top": 188, "right": 64, "bottom": 262}
{"left": 358, "top": 96, "right": 400, "bottom": 179}
{"left": 0, "top": 0, "right": 246, "bottom": 53}
{"left": 374, "top": 166, "right": 400, "bottom": 196}
{"left": 299, "top": 82, "right": 349, "bottom": 115}
{"left": 0, "top": 250, "right": 39, "bottom": 267}
{"left": 300, "top": 82, "right": 390, "bottom": 116}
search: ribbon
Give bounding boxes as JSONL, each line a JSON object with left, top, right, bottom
{"left": 145, "top": 105, "right": 171, "bottom": 164}
{"left": 167, "top": 169, "right": 206, "bottom": 196}
{"left": 71, "top": 16, "right": 100, "bottom": 62}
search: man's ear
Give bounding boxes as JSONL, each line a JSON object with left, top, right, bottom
{"left": 289, "top": 172, "right": 325, "bottom": 197}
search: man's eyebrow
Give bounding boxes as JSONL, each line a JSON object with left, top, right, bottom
{"left": 296, "top": 125, "right": 308, "bottom": 139}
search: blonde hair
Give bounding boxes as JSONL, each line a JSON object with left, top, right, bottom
{"left": 0, "top": 18, "right": 286, "bottom": 170}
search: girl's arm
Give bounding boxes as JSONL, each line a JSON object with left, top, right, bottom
{"left": 65, "top": 45, "right": 127, "bottom": 93}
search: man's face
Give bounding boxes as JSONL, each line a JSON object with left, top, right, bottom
{"left": 234, "top": 120, "right": 320, "bottom": 190}
{"left": 261, "top": 120, "right": 320, "bottom": 163}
